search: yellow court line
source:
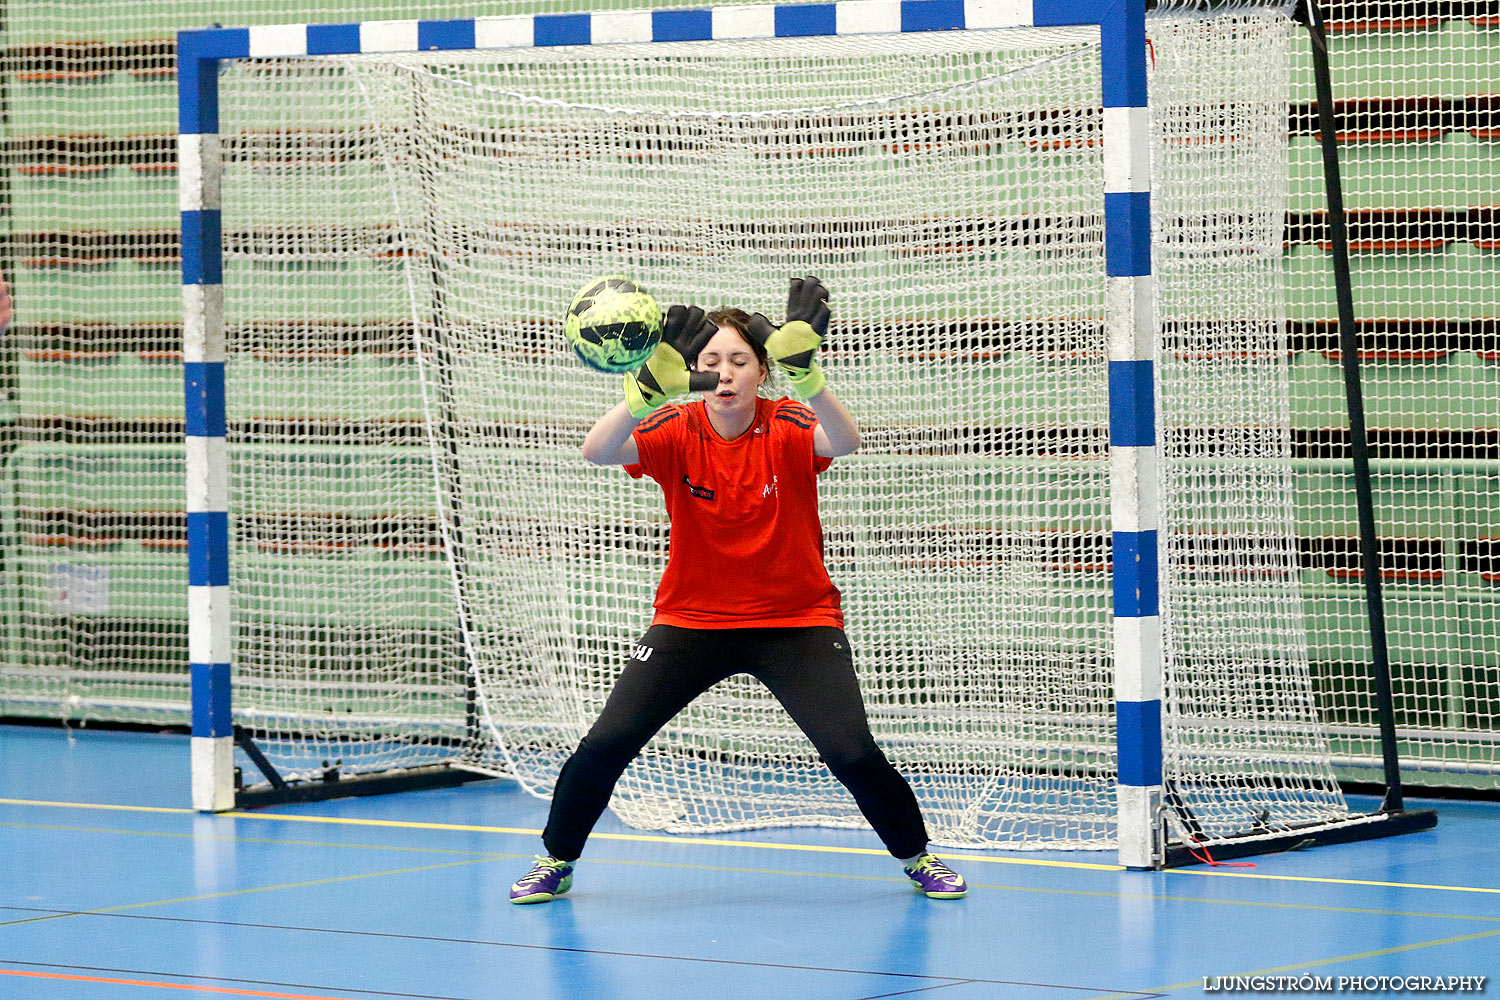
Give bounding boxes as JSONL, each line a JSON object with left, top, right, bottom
{"left": 229, "top": 809, "right": 1127, "bottom": 870}
{"left": 0, "top": 798, "right": 194, "bottom": 816}
{"left": 7, "top": 817, "right": 1495, "bottom": 926}
{"left": 0, "top": 819, "right": 525, "bottom": 858}
{"left": 8, "top": 796, "right": 1500, "bottom": 895}
{"left": 1168, "top": 867, "right": 1500, "bottom": 896}
{"left": 0, "top": 796, "right": 1120, "bottom": 870}
{"left": 0, "top": 855, "right": 501, "bottom": 930}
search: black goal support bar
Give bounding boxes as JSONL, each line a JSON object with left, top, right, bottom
{"left": 1163, "top": 808, "right": 1438, "bottom": 869}
{"left": 232, "top": 726, "right": 491, "bottom": 808}
{"left": 1296, "top": 0, "right": 1409, "bottom": 814}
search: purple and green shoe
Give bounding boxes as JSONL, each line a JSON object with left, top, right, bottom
{"left": 903, "top": 854, "right": 967, "bottom": 899}
{"left": 510, "top": 856, "right": 574, "bottom": 904}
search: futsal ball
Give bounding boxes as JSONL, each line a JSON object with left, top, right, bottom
{"left": 563, "top": 275, "right": 664, "bottom": 373}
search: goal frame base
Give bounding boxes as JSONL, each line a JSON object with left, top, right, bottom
{"left": 230, "top": 726, "right": 493, "bottom": 808}
{"left": 1162, "top": 807, "right": 1438, "bottom": 868}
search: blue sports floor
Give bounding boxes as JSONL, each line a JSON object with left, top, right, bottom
{"left": 2, "top": 724, "right": 1498, "bottom": 999}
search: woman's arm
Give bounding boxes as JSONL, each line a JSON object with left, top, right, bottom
{"left": 581, "top": 400, "right": 642, "bottom": 466}
{"left": 808, "top": 388, "right": 860, "bottom": 458}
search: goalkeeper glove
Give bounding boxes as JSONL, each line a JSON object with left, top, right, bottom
{"left": 747, "top": 276, "right": 831, "bottom": 398}
{"left": 662, "top": 304, "right": 719, "bottom": 367}
{"left": 623, "top": 304, "right": 718, "bottom": 417}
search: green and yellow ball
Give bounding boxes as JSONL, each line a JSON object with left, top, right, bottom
{"left": 563, "top": 275, "right": 664, "bottom": 373}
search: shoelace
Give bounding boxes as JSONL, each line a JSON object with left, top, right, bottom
{"left": 515, "top": 859, "right": 567, "bottom": 886}
{"left": 910, "top": 857, "right": 959, "bottom": 882}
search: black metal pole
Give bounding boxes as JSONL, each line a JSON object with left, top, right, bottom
{"left": 1295, "top": 0, "right": 1404, "bottom": 811}
{"left": 408, "top": 83, "right": 481, "bottom": 752}
{"left": 234, "top": 725, "right": 288, "bottom": 789}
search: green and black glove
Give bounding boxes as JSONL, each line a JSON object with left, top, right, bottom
{"left": 746, "top": 276, "right": 831, "bottom": 398}
{"left": 623, "top": 304, "right": 719, "bottom": 417}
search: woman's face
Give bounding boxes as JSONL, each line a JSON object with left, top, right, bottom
{"left": 694, "top": 324, "right": 767, "bottom": 414}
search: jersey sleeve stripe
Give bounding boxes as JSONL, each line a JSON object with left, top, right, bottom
{"left": 774, "top": 412, "right": 815, "bottom": 430}
{"left": 636, "top": 408, "right": 682, "bottom": 435}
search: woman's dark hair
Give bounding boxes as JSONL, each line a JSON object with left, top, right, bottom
{"left": 702, "top": 308, "right": 770, "bottom": 369}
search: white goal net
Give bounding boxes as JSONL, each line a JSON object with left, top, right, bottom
{"left": 215, "top": 7, "right": 1352, "bottom": 849}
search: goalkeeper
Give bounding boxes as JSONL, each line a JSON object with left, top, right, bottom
{"left": 510, "top": 276, "right": 967, "bottom": 904}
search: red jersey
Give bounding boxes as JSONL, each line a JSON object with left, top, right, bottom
{"left": 625, "top": 396, "right": 842, "bottom": 629}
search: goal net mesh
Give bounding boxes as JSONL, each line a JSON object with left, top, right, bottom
{"left": 217, "top": 9, "right": 1351, "bottom": 848}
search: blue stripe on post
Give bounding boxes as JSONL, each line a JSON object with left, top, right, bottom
{"left": 176, "top": 53, "right": 217, "bottom": 135}
{"left": 177, "top": 29, "right": 249, "bottom": 134}
{"left": 180, "top": 25, "right": 251, "bottom": 59}
{"left": 534, "top": 13, "right": 591, "bottom": 45}
{"left": 653, "top": 9, "right": 712, "bottom": 41}
{"left": 181, "top": 209, "right": 222, "bottom": 285}
{"left": 184, "top": 362, "right": 226, "bottom": 438}
{"left": 1032, "top": 0, "right": 1105, "bottom": 27}
{"left": 191, "top": 661, "right": 233, "bottom": 738}
{"left": 1107, "top": 359, "right": 1154, "bottom": 447}
{"left": 1116, "top": 699, "right": 1163, "bottom": 786}
{"left": 307, "top": 22, "right": 362, "bottom": 54}
{"left": 1104, "top": 190, "right": 1151, "bottom": 277}
{"left": 901, "top": 0, "right": 964, "bottom": 31}
{"left": 188, "top": 512, "right": 231, "bottom": 588}
{"left": 1100, "top": 2, "right": 1148, "bottom": 109}
{"left": 1112, "top": 529, "right": 1159, "bottom": 618}
{"left": 419, "top": 18, "right": 476, "bottom": 50}
{"left": 775, "top": 3, "right": 836, "bottom": 36}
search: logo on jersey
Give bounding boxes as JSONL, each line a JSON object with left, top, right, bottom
{"left": 682, "top": 475, "right": 715, "bottom": 501}
{"left": 761, "top": 475, "right": 779, "bottom": 498}
{"left": 631, "top": 644, "right": 654, "bottom": 661}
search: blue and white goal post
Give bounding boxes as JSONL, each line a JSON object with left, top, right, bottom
{"left": 179, "top": 0, "right": 1436, "bottom": 867}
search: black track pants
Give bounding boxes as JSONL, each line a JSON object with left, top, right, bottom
{"left": 541, "top": 624, "right": 930, "bottom": 862}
